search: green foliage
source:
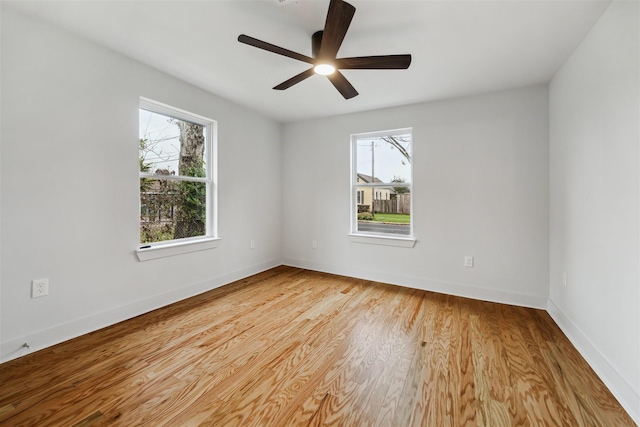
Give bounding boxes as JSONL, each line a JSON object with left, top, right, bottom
{"left": 357, "top": 212, "right": 410, "bottom": 224}
{"left": 391, "top": 175, "right": 409, "bottom": 194}
{"left": 174, "top": 159, "right": 206, "bottom": 239}
{"left": 357, "top": 212, "right": 374, "bottom": 221}
{"left": 176, "top": 160, "right": 206, "bottom": 221}
{"left": 373, "top": 213, "right": 411, "bottom": 224}
{"left": 140, "top": 223, "right": 174, "bottom": 244}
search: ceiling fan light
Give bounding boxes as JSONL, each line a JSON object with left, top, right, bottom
{"left": 314, "top": 63, "right": 336, "bottom": 75}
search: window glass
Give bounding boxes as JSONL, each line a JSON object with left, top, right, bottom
{"left": 352, "top": 129, "right": 412, "bottom": 237}
{"left": 139, "top": 100, "right": 215, "bottom": 246}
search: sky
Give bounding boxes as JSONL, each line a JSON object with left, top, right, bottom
{"left": 139, "top": 108, "right": 181, "bottom": 173}
{"left": 356, "top": 133, "right": 412, "bottom": 184}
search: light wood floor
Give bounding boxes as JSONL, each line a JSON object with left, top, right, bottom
{"left": 0, "top": 266, "right": 634, "bottom": 426}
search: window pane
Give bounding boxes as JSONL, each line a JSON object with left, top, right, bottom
{"left": 356, "top": 133, "right": 411, "bottom": 185}
{"left": 355, "top": 198, "right": 411, "bottom": 235}
{"left": 353, "top": 129, "right": 412, "bottom": 237}
{"left": 140, "top": 178, "right": 207, "bottom": 244}
{"left": 139, "top": 109, "right": 207, "bottom": 178}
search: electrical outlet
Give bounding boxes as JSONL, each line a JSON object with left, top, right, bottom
{"left": 250, "top": 239, "right": 255, "bottom": 249}
{"left": 563, "top": 272, "right": 567, "bottom": 288}
{"left": 312, "top": 240, "right": 318, "bottom": 249}
{"left": 31, "top": 278, "right": 49, "bottom": 298}
{"left": 464, "top": 256, "right": 474, "bottom": 268}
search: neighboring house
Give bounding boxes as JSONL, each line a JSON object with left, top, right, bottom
{"left": 356, "top": 173, "right": 391, "bottom": 211}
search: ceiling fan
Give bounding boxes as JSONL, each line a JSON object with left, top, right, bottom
{"left": 238, "top": 0, "right": 412, "bottom": 99}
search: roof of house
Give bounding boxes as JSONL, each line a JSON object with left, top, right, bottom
{"left": 356, "top": 173, "right": 384, "bottom": 184}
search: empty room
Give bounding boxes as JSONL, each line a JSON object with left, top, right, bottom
{"left": 0, "top": 0, "right": 638, "bottom": 425}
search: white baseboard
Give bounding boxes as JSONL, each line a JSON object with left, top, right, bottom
{"left": 0, "top": 258, "right": 282, "bottom": 364}
{"left": 282, "top": 258, "right": 547, "bottom": 309}
{"left": 547, "top": 298, "right": 640, "bottom": 425}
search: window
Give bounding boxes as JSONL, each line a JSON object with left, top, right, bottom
{"left": 138, "top": 98, "right": 217, "bottom": 259}
{"left": 351, "top": 128, "right": 413, "bottom": 243}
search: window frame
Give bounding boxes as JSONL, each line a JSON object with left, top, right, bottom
{"left": 349, "top": 128, "right": 416, "bottom": 248}
{"left": 136, "top": 97, "right": 219, "bottom": 261}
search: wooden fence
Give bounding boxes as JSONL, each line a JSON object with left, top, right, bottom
{"left": 373, "top": 194, "right": 410, "bottom": 214}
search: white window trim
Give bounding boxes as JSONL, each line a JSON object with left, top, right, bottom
{"left": 348, "top": 233, "right": 416, "bottom": 248}
{"left": 136, "top": 237, "right": 220, "bottom": 261}
{"left": 350, "top": 128, "right": 415, "bottom": 247}
{"left": 137, "top": 97, "right": 218, "bottom": 261}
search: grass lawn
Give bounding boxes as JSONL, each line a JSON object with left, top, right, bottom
{"left": 373, "top": 213, "right": 411, "bottom": 224}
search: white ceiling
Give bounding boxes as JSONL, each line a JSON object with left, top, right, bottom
{"left": 6, "top": 0, "right": 611, "bottom": 123}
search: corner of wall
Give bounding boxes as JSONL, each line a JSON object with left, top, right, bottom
{"left": 547, "top": 298, "right": 640, "bottom": 424}
{"left": 284, "top": 257, "right": 548, "bottom": 310}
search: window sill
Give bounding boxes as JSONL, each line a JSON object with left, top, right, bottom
{"left": 348, "top": 234, "right": 416, "bottom": 248}
{"left": 136, "top": 237, "right": 220, "bottom": 261}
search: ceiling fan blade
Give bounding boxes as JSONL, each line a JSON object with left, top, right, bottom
{"left": 273, "top": 68, "right": 316, "bottom": 90}
{"left": 327, "top": 70, "right": 358, "bottom": 99}
{"left": 318, "top": 0, "right": 356, "bottom": 60}
{"left": 238, "top": 34, "right": 314, "bottom": 64}
{"left": 336, "top": 55, "right": 412, "bottom": 70}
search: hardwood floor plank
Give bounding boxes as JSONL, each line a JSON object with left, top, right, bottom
{"left": 547, "top": 340, "right": 634, "bottom": 426}
{"left": 496, "top": 304, "right": 561, "bottom": 425}
{"left": 512, "top": 306, "right": 584, "bottom": 426}
{"left": 339, "top": 291, "right": 423, "bottom": 426}
{"left": 71, "top": 410, "right": 104, "bottom": 427}
{"left": 411, "top": 294, "right": 453, "bottom": 427}
{"left": 373, "top": 352, "right": 414, "bottom": 427}
{"left": 0, "top": 404, "right": 15, "bottom": 418}
{"left": 306, "top": 392, "right": 336, "bottom": 427}
{"left": 0, "top": 267, "right": 634, "bottom": 427}
{"left": 256, "top": 286, "right": 373, "bottom": 422}
{"left": 157, "top": 391, "right": 224, "bottom": 427}
{"left": 391, "top": 295, "right": 437, "bottom": 427}
{"left": 448, "top": 297, "right": 477, "bottom": 427}
{"left": 470, "top": 312, "right": 513, "bottom": 427}
{"left": 273, "top": 287, "right": 391, "bottom": 424}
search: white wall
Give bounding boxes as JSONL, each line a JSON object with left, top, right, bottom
{"left": 282, "top": 85, "right": 550, "bottom": 308}
{"left": 0, "top": 7, "right": 282, "bottom": 362}
{"left": 548, "top": 0, "right": 640, "bottom": 421}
